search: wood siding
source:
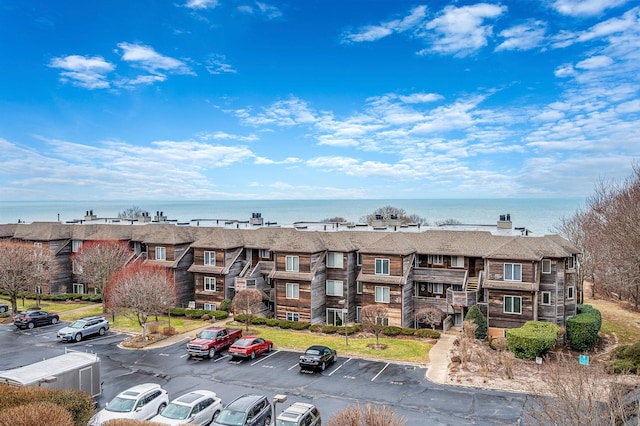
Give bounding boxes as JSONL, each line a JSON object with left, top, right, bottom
{"left": 487, "top": 259, "right": 536, "bottom": 283}
{"left": 275, "top": 280, "right": 312, "bottom": 322}
{"left": 487, "top": 290, "right": 534, "bottom": 329}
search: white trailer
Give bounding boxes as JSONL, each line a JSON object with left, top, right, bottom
{"left": 0, "top": 349, "right": 101, "bottom": 397}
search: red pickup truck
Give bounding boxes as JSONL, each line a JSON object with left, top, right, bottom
{"left": 186, "top": 327, "right": 242, "bottom": 359}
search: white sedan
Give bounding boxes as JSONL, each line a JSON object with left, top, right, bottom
{"left": 150, "top": 389, "right": 223, "bottom": 425}
{"left": 87, "top": 383, "right": 169, "bottom": 426}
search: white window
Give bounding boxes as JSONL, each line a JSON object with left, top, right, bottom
{"left": 204, "top": 251, "right": 216, "bottom": 266}
{"left": 286, "top": 283, "right": 299, "bottom": 299}
{"left": 427, "top": 283, "right": 444, "bottom": 294}
{"left": 375, "top": 286, "right": 390, "bottom": 303}
{"left": 542, "top": 259, "right": 551, "bottom": 274}
{"left": 72, "top": 283, "right": 84, "bottom": 294}
{"left": 286, "top": 256, "right": 299, "bottom": 272}
{"left": 357, "top": 253, "right": 362, "bottom": 266}
{"left": 375, "top": 258, "right": 390, "bottom": 275}
{"left": 259, "top": 249, "right": 270, "bottom": 258}
{"left": 504, "top": 296, "right": 522, "bottom": 314}
{"left": 567, "top": 255, "right": 576, "bottom": 269}
{"left": 286, "top": 312, "right": 299, "bottom": 322}
{"left": 327, "top": 308, "right": 345, "bottom": 326}
{"left": 504, "top": 263, "right": 522, "bottom": 281}
{"left": 204, "top": 303, "right": 216, "bottom": 311}
{"left": 72, "top": 240, "right": 83, "bottom": 253}
{"left": 451, "top": 256, "right": 464, "bottom": 268}
{"left": 327, "top": 252, "right": 344, "bottom": 268}
{"left": 429, "top": 254, "right": 443, "bottom": 265}
{"left": 33, "top": 242, "right": 42, "bottom": 248}
{"left": 376, "top": 316, "right": 390, "bottom": 326}
{"left": 541, "top": 291, "right": 551, "bottom": 305}
{"left": 326, "top": 280, "right": 344, "bottom": 296}
{"left": 356, "top": 281, "right": 363, "bottom": 294}
{"left": 356, "top": 306, "right": 362, "bottom": 323}
{"left": 155, "top": 247, "right": 166, "bottom": 261}
{"left": 204, "top": 277, "right": 216, "bottom": 292}
{"left": 567, "top": 286, "right": 575, "bottom": 300}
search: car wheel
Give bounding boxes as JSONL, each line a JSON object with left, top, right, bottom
{"left": 263, "top": 416, "right": 271, "bottom": 426}
{"left": 0, "top": 306, "right": 6, "bottom": 313}
{"left": 213, "top": 410, "right": 220, "bottom": 421}
{"left": 208, "top": 348, "right": 216, "bottom": 359}
{"left": 51, "top": 317, "right": 58, "bottom": 325}
{"left": 27, "top": 322, "right": 35, "bottom": 329}
{"left": 321, "top": 361, "right": 326, "bottom": 371}
{"left": 98, "top": 327, "right": 106, "bottom": 336}
{"left": 74, "top": 333, "right": 82, "bottom": 342}
{"left": 157, "top": 403, "right": 166, "bottom": 414}
{"left": 333, "top": 355, "right": 337, "bottom": 363}
{"left": 250, "top": 351, "right": 256, "bottom": 360}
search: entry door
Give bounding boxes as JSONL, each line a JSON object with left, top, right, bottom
{"left": 79, "top": 366, "right": 92, "bottom": 395}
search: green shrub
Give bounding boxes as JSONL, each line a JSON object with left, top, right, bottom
{"left": 464, "top": 305, "right": 488, "bottom": 339}
{"left": 278, "top": 320, "right": 309, "bottom": 330}
{"left": 382, "top": 326, "right": 402, "bottom": 336}
{"left": 322, "top": 325, "right": 338, "bottom": 334}
{"left": 607, "top": 342, "right": 640, "bottom": 374}
{"left": 506, "top": 321, "right": 560, "bottom": 359}
{"left": 219, "top": 299, "right": 232, "bottom": 312}
{"left": 251, "top": 317, "right": 267, "bottom": 325}
{"left": 169, "top": 307, "right": 186, "bottom": 317}
{"left": 266, "top": 319, "right": 280, "bottom": 327}
{"left": 344, "top": 324, "right": 362, "bottom": 335}
{"left": 415, "top": 328, "right": 441, "bottom": 339}
{"left": 401, "top": 327, "right": 416, "bottom": 336}
{"left": 566, "top": 304, "right": 602, "bottom": 351}
{"left": 233, "top": 314, "right": 248, "bottom": 323}
{"left": 309, "top": 324, "right": 324, "bottom": 333}
{"left": 210, "top": 310, "right": 229, "bottom": 320}
{"left": 184, "top": 309, "right": 206, "bottom": 319}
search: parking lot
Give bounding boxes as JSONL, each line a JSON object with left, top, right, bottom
{"left": 0, "top": 321, "right": 530, "bottom": 425}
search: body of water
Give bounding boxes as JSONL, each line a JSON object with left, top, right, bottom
{"left": 0, "top": 198, "right": 585, "bottom": 235}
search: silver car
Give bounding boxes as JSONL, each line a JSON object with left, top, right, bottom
{"left": 150, "top": 390, "right": 223, "bottom": 425}
{"left": 57, "top": 315, "right": 109, "bottom": 342}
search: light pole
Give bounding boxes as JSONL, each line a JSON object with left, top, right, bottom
{"left": 272, "top": 394, "right": 287, "bottom": 426}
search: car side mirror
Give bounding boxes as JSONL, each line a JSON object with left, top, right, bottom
{"left": 135, "top": 407, "right": 143, "bottom": 412}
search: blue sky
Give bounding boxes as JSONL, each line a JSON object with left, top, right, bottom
{"left": 1, "top": 0, "right": 639, "bottom": 201}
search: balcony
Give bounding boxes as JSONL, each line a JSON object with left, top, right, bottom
{"left": 446, "top": 288, "right": 478, "bottom": 307}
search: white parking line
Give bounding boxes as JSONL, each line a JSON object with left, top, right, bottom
{"left": 371, "top": 362, "right": 390, "bottom": 381}
{"left": 214, "top": 354, "right": 229, "bottom": 363}
{"left": 288, "top": 362, "right": 299, "bottom": 371}
{"left": 328, "top": 357, "right": 352, "bottom": 376}
{"left": 250, "top": 350, "right": 280, "bottom": 366}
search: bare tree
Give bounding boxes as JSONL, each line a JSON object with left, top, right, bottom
{"left": 413, "top": 305, "right": 445, "bottom": 330}
{"left": 360, "top": 305, "right": 389, "bottom": 346}
{"left": 0, "top": 240, "right": 57, "bottom": 313}
{"left": 360, "top": 205, "right": 428, "bottom": 225}
{"left": 118, "top": 206, "right": 145, "bottom": 220}
{"left": 526, "top": 354, "right": 639, "bottom": 426}
{"left": 107, "top": 264, "right": 177, "bottom": 339}
{"left": 231, "top": 289, "right": 263, "bottom": 331}
{"left": 326, "top": 403, "right": 408, "bottom": 426}
{"left": 72, "top": 240, "right": 133, "bottom": 313}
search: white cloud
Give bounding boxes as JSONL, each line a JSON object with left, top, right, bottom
{"left": 551, "top": 6, "right": 639, "bottom": 48}
{"left": 117, "top": 42, "right": 194, "bottom": 78}
{"left": 197, "top": 131, "right": 259, "bottom": 142}
{"left": 495, "top": 20, "right": 546, "bottom": 51}
{"left": 237, "top": 2, "right": 282, "bottom": 19}
{"left": 575, "top": 55, "right": 614, "bottom": 69}
{"left": 236, "top": 98, "right": 319, "bottom": 126}
{"left": 341, "top": 5, "right": 427, "bottom": 43}
{"left": 205, "top": 54, "right": 237, "bottom": 74}
{"left": 48, "top": 55, "right": 115, "bottom": 89}
{"left": 551, "top": 0, "right": 627, "bottom": 17}
{"left": 184, "top": 0, "right": 219, "bottom": 10}
{"left": 419, "top": 3, "right": 507, "bottom": 57}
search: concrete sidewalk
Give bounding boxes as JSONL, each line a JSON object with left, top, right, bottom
{"left": 426, "top": 332, "right": 458, "bottom": 384}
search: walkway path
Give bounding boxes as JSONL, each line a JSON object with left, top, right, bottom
{"left": 426, "top": 332, "right": 457, "bottom": 384}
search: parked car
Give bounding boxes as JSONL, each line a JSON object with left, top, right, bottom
{"left": 0, "top": 302, "right": 8, "bottom": 314}
{"left": 276, "top": 402, "right": 321, "bottom": 426}
{"left": 150, "top": 389, "right": 223, "bottom": 425}
{"left": 13, "top": 309, "right": 59, "bottom": 329}
{"left": 299, "top": 345, "right": 337, "bottom": 372}
{"left": 211, "top": 393, "right": 272, "bottom": 426}
{"left": 57, "top": 315, "right": 109, "bottom": 342}
{"left": 186, "top": 327, "right": 242, "bottom": 359}
{"left": 87, "top": 383, "right": 169, "bottom": 426}
{"left": 228, "top": 336, "right": 273, "bottom": 360}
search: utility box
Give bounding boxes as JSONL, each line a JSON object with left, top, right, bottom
{"left": 0, "top": 349, "right": 101, "bottom": 397}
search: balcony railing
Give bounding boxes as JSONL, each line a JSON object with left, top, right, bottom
{"left": 446, "top": 288, "right": 478, "bottom": 307}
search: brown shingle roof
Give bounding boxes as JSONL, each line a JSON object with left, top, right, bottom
{"left": 13, "top": 222, "right": 73, "bottom": 241}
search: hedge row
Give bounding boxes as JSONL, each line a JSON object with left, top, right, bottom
{"left": 168, "top": 308, "right": 228, "bottom": 320}
{"left": 0, "top": 385, "right": 94, "bottom": 426}
{"left": 566, "top": 304, "right": 602, "bottom": 351}
{"left": 233, "top": 315, "right": 440, "bottom": 338}
{"left": 14, "top": 292, "right": 102, "bottom": 303}
{"left": 506, "top": 321, "right": 560, "bottom": 359}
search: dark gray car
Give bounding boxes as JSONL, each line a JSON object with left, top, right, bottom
{"left": 0, "top": 302, "right": 8, "bottom": 314}
{"left": 57, "top": 315, "right": 109, "bottom": 342}
{"left": 211, "top": 394, "right": 272, "bottom": 426}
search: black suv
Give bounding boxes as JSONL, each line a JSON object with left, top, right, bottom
{"left": 212, "top": 393, "right": 272, "bottom": 426}
{"left": 0, "top": 302, "right": 8, "bottom": 314}
{"left": 14, "top": 309, "right": 59, "bottom": 329}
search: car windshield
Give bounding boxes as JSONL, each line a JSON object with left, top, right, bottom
{"left": 160, "top": 403, "right": 191, "bottom": 420}
{"left": 197, "top": 330, "right": 216, "bottom": 339}
{"left": 305, "top": 349, "right": 320, "bottom": 356}
{"left": 106, "top": 397, "right": 136, "bottom": 413}
{"left": 215, "top": 409, "right": 246, "bottom": 426}
{"left": 233, "top": 339, "right": 251, "bottom": 347}
{"left": 69, "top": 321, "right": 86, "bottom": 329}
{"left": 276, "top": 420, "right": 298, "bottom": 426}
